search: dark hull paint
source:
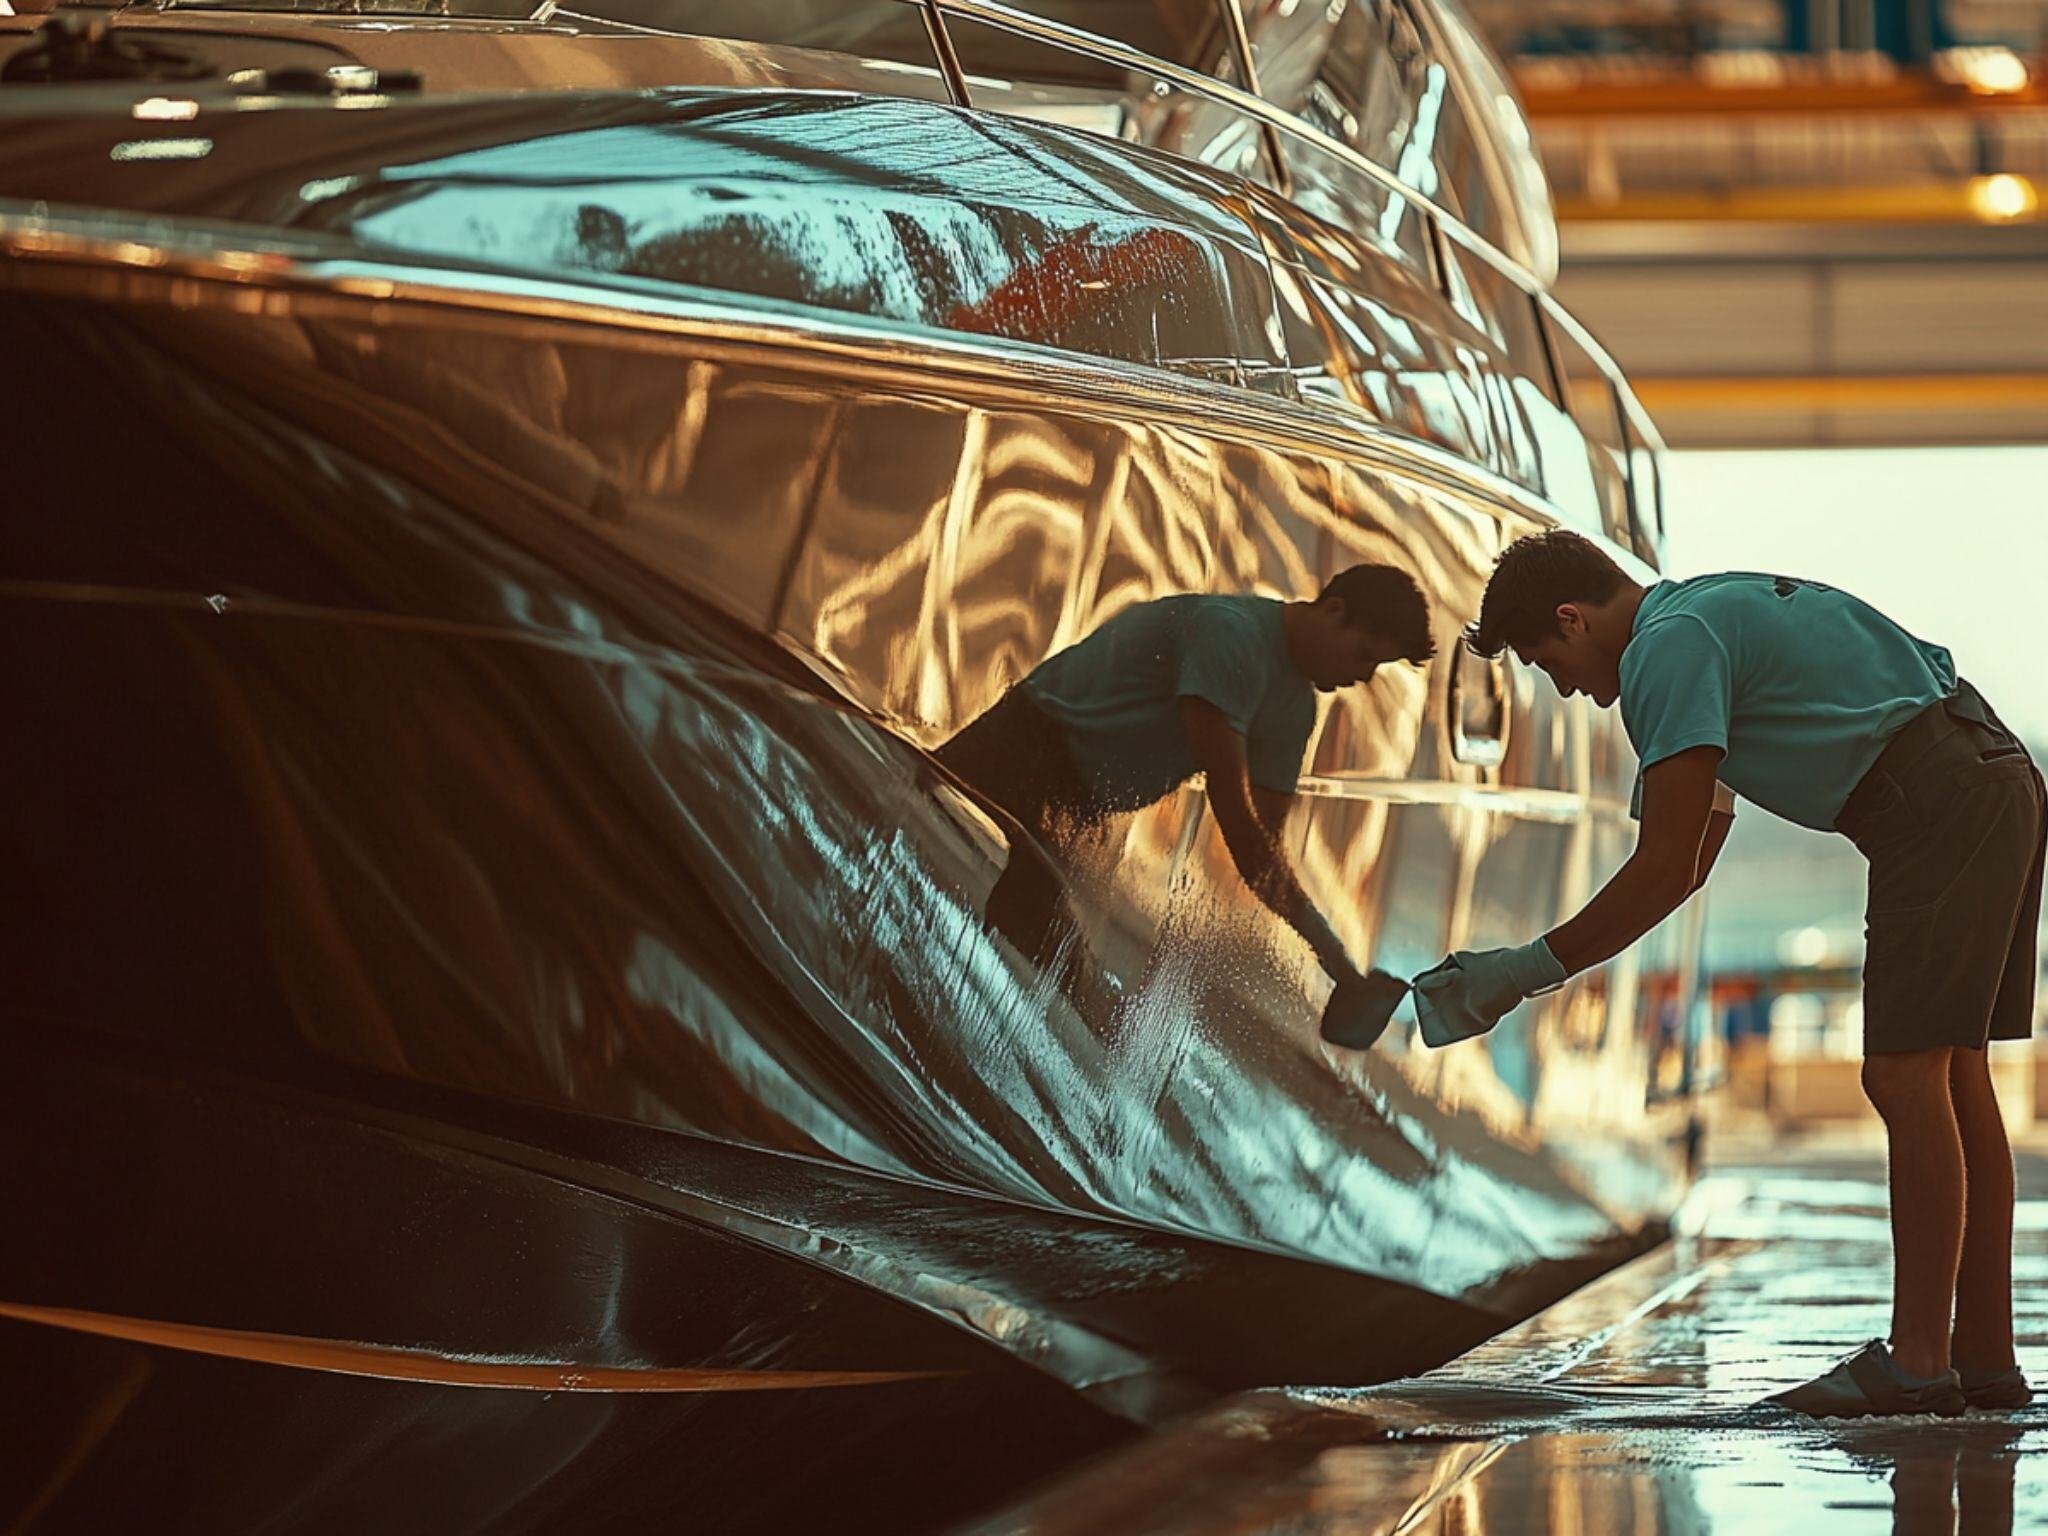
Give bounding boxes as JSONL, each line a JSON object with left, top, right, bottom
{"left": 2, "top": 1054, "right": 1134, "bottom": 1535}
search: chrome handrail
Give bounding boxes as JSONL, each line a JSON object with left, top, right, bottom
{"left": 914, "top": 0, "right": 970, "bottom": 104}
{"left": 146, "top": 0, "right": 1666, "bottom": 469}
{"left": 928, "top": 0, "right": 1472, "bottom": 260}
{"left": 906, "top": 0, "right": 1663, "bottom": 450}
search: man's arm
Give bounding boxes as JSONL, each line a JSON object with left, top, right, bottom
{"left": 1545, "top": 744, "right": 1723, "bottom": 975}
{"left": 1691, "top": 787, "right": 1736, "bottom": 894}
{"left": 1181, "top": 698, "right": 1350, "bottom": 976}
{"left": 1250, "top": 784, "right": 1295, "bottom": 844}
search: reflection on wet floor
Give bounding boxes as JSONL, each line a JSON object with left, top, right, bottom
{"left": 969, "top": 1140, "right": 2048, "bottom": 1535}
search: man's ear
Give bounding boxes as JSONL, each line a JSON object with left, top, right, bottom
{"left": 1554, "top": 602, "right": 1588, "bottom": 637}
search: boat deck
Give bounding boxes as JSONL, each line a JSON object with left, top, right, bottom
{"left": 965, "top": 1135, "right": 2048, "bottom": 1534}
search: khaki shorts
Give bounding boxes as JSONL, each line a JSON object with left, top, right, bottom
{"left": 1836, "top": 682, "right": 2046, "bottom": 1055}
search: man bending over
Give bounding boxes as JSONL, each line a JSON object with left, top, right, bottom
{"left": 1415, "top": 529, "right": 2043, "bottom": 1418}
{"left": 939, "top": 564, "right": 1434, "bottom": 1040}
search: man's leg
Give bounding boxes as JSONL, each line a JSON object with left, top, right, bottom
{"left": 1862, "top": 1047, "right": 1963, "bottom": 1379}
{"left": 1949, "top": 1046, "right": 2019, "bottom": 1374}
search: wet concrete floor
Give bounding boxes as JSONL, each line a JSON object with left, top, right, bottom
{"left": 969, "top": 1137, "right": 2048, "bottom": 1534}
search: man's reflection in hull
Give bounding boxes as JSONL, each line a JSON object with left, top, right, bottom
{"left": 938, "top": 565, "right": 1435, "bottom": 1038}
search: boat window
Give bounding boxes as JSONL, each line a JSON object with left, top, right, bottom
{"left": 941, "top": 14, "right": 1280, "bottom": 192}
{"left": 1421, "top": 74, "right": 1498, "bottom": 246}
{"left": 1427, "top": 0, "right": 1557, "bottom": 281}
{"left": 1428, "top": 231, "right": 1563, "bottom": 494}
{"left": 958, "top": 1, "right": 1238, "bottom": 76}
{"left": 162, "top": 0, "right": 548, "bottom": 14}
{"left": 1282, "top": 0, "right": 1434, "bottom": 185}
{"left": 1433, "top": 232, "right": 1550, "bottom": 396}
{"left": 329, "top": 101, "right": 1285, "bottom": 387}
{"left": 1265, "top": 233, "right": 1497, "bottom": 471}
{"left": 1544, "top": 312, "right": 1635, "bottom": 549}
{"left": 1239, "top": 0, "right": 1518, "bottom": 262}
{"left": 570, "top": 1, "right": 945, "bottom": 71}
{"left": 1626, "top": 412, "right": 1664, "bottom": 556}
{"left": 1265, "top": 127, "right": 1433, "bottom": 277}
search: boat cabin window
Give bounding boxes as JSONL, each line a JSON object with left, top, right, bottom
{"left": 1426, "top": 0, "right": 1557, "bottom": 280}
{"left": 1544, "top": 314, "right": 1636, "bottom": 552}
{"left": 1263, "top": 221, "right": 1503, "bottom": 470}
{"left": 1430, "top": 231, "right": 1555, "bottom": 491}
{"left": 1433, "top": 231, "right": 1550, "bottom": 396}
{"left": 1280, "top": 0, "right": 1433, "bottom": 185}
{"left": 1254, "top": 134, "right": 1434, "bottom": 279}
{"left": 939, "top": 14, "right": 1279, "bottom": 192}
{"left": 573, "top": 2, "right": 948, "bottom": 74}
{"left": 1625, "top": 412, "right": 1664, "bottom": 555}
{"left": 1419, "top": 72, "right": 1499, "bottom": 248}
{"left": 1236, "top": 0, "right": 1516, "bottom": 271}
{"left": 162, "top": 0, "right": 547, "bottom": 14}
{"left": 953, "top": 1, "right": 1237, "bottom": 76}
{"left": 614, "top": 1, "right": 1249, "bottom": 95}
{"left": 326, "top": 101, "right": 1285, "bottom": 388}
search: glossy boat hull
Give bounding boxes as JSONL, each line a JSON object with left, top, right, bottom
{"left": 0, "top": 56, "right": 1685, "bottom": 1536}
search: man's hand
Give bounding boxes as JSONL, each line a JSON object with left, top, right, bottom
{"left": 1319, "top": 967, "right": 1408, "bottom": 1050}
{"left": 1412, "top": 939, "right": 1565, "bottom": 1048}
{"left": 1181, "top": 697, "right": 1341, "bottom": 964}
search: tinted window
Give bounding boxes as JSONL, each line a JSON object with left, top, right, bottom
{"left": 1545, "top": 313, "right": 1634, "bottom": 545}
{"left": 1429, "top": 0, "right": 1556, "bottom": 278}
{"left": 1238, "top": 0, "right": 1518, "bottom": 257}
{"left": 970, "top": 0, "right": 1238, "bottom": 73}
{"left": 942, "top": 15, "right": 1279, "bottom": 191}
{"left": 1436, "top": 232, "right": 1550, "bottom": 388}
{"left": 1267, "top": 233, "right": 1495, "bottom": 469}
{"left": 579, "top": 1, "right": 941, "bottom": 66}
{"left": 1423, "top": 74, "right": 1499, "bottom": 241}
{"left": 1626, "top": 414, "right": 1664, "bottom": 561}
{"left": 331, "top": 102, "right": 1284, "bottom": 384}
{"left": 1432, "top": 235, "right": 1552, "bottom": 491}
{"left": 1259, "top": 131, "right": 1435, "bottom": 277}
{"left": 1297, "top": 0, "right": 1441, "bottom": 186}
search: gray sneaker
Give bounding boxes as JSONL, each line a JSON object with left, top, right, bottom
{"left": 1958, "top": 1361, "right": 2033, "bottom": 1411}
{"left": 1769, "top": 1340, "right": 1967, "bottom": 1418}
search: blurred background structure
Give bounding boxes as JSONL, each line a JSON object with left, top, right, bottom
{"left": 1485, "top": 0, "right": 2048, "bottom": 1123}
{"left": 1468, "top": 0, "right": 2048, "bottom": 446}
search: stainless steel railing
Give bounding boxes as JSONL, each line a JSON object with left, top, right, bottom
{"left": 153, "top": 0, "right": 1666, "bottom": 514}
{"left": 859, "top": 0, "right": 1665, "bottom": 462}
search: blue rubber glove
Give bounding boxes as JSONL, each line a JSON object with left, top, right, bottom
{"left": 1412, "top": 938, "right": 1566, "bottom": 1048}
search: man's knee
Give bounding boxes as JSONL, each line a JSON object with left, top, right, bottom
{"left": 1862, "top": 1047, "right": 1955, "bottom": 1114}
{"left": 1949, "top": 1045, "right": 1995, "bottom": 1093}
{"left": 1948, "top": 1047, "right": 2010, "bottom": 1132}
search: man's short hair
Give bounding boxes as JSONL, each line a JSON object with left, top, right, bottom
{"left": 1466, "top": 530, "right": 1628, "bottom": 659}
{"left": 1319, "top": 563, "right": 1435, "bottom": 664}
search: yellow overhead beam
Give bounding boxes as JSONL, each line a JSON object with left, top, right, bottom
{"left": 1633, "top": 372, "right": 2048, "bottom": 413}
{"left": 1521, "top": 67, "right": 2047, "bottom": 117}
{"left": 1557, "top": 175, "right": 2044, "bottom": 224}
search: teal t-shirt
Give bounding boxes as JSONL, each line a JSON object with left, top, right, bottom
{"left": 1619, "top": 573, "right": 1955, "bottom": 830}
{"left": 1022, "top": 594, "right": 1316, "bottom": 812}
